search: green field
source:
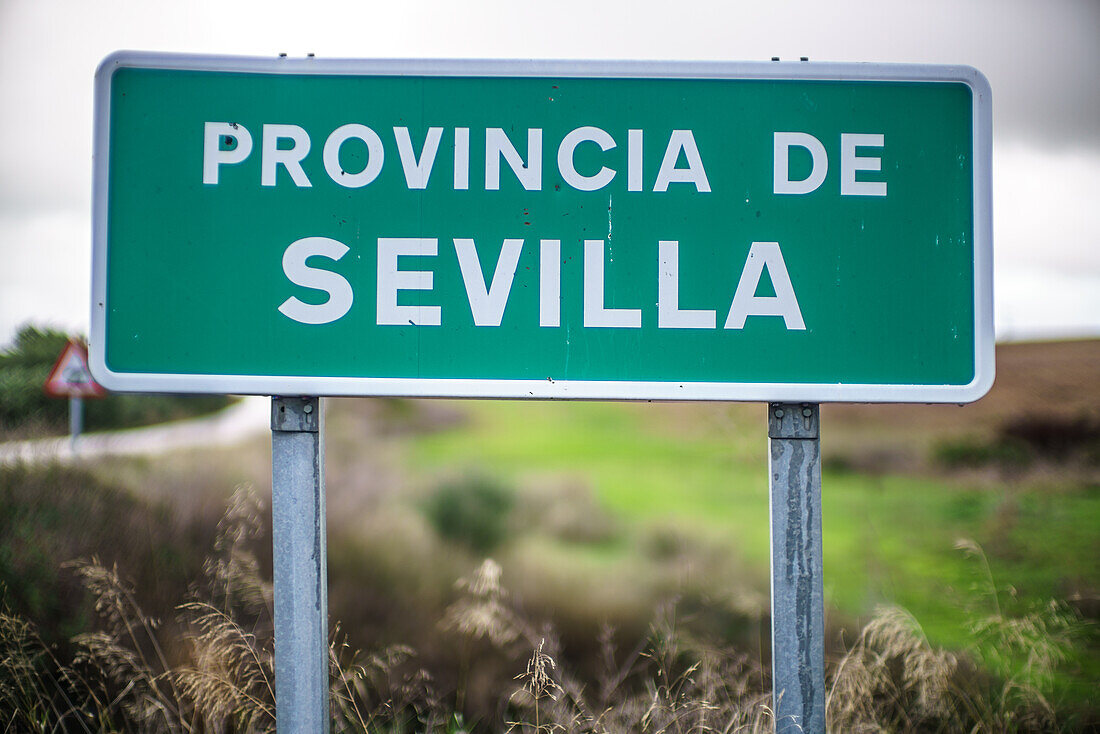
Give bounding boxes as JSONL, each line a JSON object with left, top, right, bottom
{"left": 400, "top": 341, "right": 1099, "bottom": 703}
{"left": 412, "top": 399, "right": 1099, "bottom": 642}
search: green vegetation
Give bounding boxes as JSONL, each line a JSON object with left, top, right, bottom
{"left": 1, "top": 477, "right": 1091, "bottom": 731}
{"left": 409, "top": 398, "right": 1100, "bottom": 711}
{"left": 934, "top": 434, "right": 1033, "bottom": 469}
{"left": 933, "top": 413, "right": 1100, "bottom": 471}
{"left": 424, "top": 474, "right": 516, "bottom": 554}
{"left": 2, "top": 339, "right": 1097, "bottom": 729}
{"left": 0, "top": 462, "right": 211, "bottom": 649}
{"left": 0, "top": 324, "right": 234, "bottom": 440}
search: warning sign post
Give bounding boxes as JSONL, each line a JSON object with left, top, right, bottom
{"left": 44, "top": 340, "right": 106, "bottom": 450}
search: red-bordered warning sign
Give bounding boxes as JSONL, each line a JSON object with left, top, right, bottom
{"left": 44, "top": 340, "right": 106, "bottom": 398}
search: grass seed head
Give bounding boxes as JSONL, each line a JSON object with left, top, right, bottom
{"left": 442, "top": 558, "right": 521, "bottom": 646}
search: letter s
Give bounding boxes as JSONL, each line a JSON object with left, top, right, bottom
{"left": 278, "top": 237, "right": 354, "bottom": 324}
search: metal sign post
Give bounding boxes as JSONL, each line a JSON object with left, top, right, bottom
{"left": 69, "top": 396, "right": 83, "bottom": 452}
{"left": 271, "top": 397, "right": 329, "bottom": 733}
{"left": 769, "top": 403, "right": 825, "bottom": 732}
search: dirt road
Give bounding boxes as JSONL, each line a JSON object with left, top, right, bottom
{"left": 0, "top": 396, "right": 270, "bottom": 465}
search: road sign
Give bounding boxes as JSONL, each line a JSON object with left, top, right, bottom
{"left": 91, "top": 53, "right": 993, "bottom": 402}
{"left": 44, "top": 340, "right": 106, "bottom": 398}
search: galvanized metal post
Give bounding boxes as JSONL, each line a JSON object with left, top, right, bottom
{"left": 271, "top": 396, "right": 329, "bottom": 733}
{"left": 769, "top": 402, "right": 825, "bottom": 733}
{"left": 69, "top": 396, "right": 83, "bottom": 452}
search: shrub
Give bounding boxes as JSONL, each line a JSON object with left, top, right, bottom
{"left": 0, "top": 461, "right": 209, "bottom": 647}
{"left": 1002, "top": 414, "right": 1100, "bottom": 463}
{"left": 424, "top": 474, "right": 515, "bottom": 554}
{"left": 932, "top": 412, "right": 1100, "bottom": 472}
{"left": 933, "top": 435, "right": 1032, "bottom": 470}
{"left": 0, "top": 323, "right": 234, "bottom": 439}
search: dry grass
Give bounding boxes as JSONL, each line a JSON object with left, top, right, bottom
{"left": 828, "top": 605, "right": 958, "bottom": 732}
{"left": 1, "top": 486, "right": 1093, "bottom": 732}
{"left": 442, "top": 559, "right": 523, "bottom": 648}
{"left": 507, "top": 639, "right": 563, "bottom": 733}
{"left": 501, "top": 605, "right": 775, "bottom": 734}
{"left": 0, "top": 603, "right": 109, "bottom": 732}
{"left": 61, "top": 486, "right": 275, "bottom": 732}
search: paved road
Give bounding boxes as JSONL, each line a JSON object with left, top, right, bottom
{"left": 0, "top": 396, "right": 271, "bottom": 465}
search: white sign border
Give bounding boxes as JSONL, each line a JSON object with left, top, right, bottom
{"left": 91, "top": 52, "right": 994, "bottom": 403}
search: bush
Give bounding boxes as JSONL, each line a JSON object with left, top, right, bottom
{"left": 932, "top": 412, "right": 1100, "bottom": 473}
{"left": 424, "top": 474, "right": 515, "bottom": 554}
{"left": 0, "top": 462, "right": 210, "bottom": 647}
{"left": 933, "top": 435, "right": 1032, "bottom": 470}
{"left": 0, "top": 324, "right": 234, "bottom": 439}
{"left": 0, "top": 326, "right": 70, "bottom": 432}
{"left": 1002, "top": 414, "right": 1100, "bottom": 463}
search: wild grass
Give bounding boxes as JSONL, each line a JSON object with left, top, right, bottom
{"left": 828, "top": 605, "right": 959, "bottom": 731}
{"left": 0, "top": 601, "right": 111, "bottom": 732}
{"left": 1, "top": 482, "right": 1095, "bottom": 732}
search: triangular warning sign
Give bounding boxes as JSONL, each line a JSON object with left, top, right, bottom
{"left": 44, "top": 340, "right": 106, "bottom": 398}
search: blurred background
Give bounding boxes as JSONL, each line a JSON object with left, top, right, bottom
{"left": 1, "top": 1, "right": 1097, "bottom": 731}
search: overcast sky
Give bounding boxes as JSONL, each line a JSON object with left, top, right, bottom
{"left": 1, "top": 0, "right": 1097, "bottom": 346}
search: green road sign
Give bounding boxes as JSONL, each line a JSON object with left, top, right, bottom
{"left": 91, "top": 54, "right": 992, "bottom": 402}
